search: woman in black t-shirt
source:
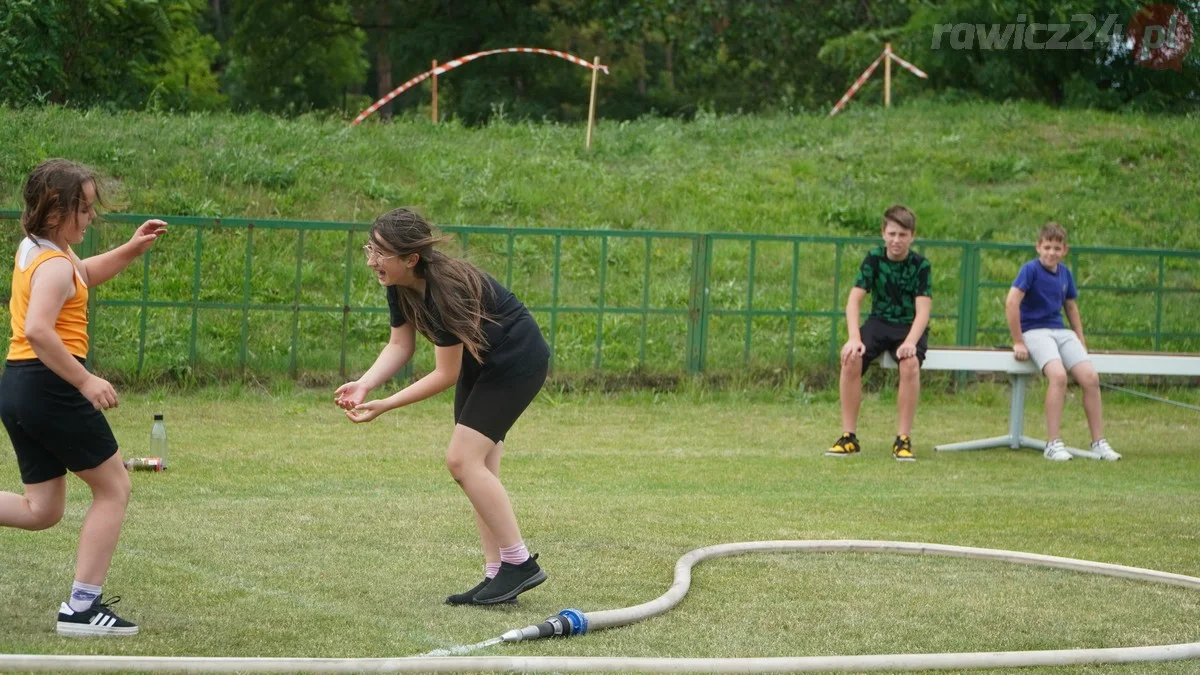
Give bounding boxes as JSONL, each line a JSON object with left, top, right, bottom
{"left": 335, "top": 208, "right": 550, "bottom": 605}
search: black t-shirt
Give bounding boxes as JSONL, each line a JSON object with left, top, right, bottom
{"left": 853, "top": 246, "right": 932, "bottom": 325}
{"left": 386, "top": 273, "right": 548, "bottom": 372}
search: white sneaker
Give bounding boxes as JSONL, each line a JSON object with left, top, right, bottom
{"left": 1090, "top": 438, "right": 1121, "bottom": 461}
{"left": 1044, "top": 439, "right": 1072, "bottom": 461}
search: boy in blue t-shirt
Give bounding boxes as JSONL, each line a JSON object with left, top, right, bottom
{"left": 1005, "top": 222, "right": 1120, "bottom": 462}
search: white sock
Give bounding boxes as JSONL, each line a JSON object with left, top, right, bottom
{"left": 68, "top": 581, "right": 102, "bottom": 612}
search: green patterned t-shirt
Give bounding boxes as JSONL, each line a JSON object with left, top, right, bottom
{"left": 853, "top": 246, "right": 932, "bottom": 325}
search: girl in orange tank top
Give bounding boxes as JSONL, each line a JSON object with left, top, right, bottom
{"left": 0, "top": 158, "right": 167, "bottom": 636}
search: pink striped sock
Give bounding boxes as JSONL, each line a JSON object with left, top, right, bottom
{"left": 499, "top": 541, "right": 529, "bottom": 565}
{"left": 484, "top": 562, "right": 501, "bottom": 579}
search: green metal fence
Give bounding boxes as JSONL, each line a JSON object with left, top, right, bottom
{"left": 1, "top": 211, "right": 1198, "bottom": 379}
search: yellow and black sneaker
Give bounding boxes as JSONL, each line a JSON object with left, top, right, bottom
{"left": 892, "top": 435, "right": 916, "bottom": 462}
{"left": 825, "top": 432, "right": 861, "bottom": 457}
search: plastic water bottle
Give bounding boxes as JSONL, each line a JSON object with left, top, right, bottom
{"left": 150, "top": 413, "right": 169, "bottom": 469}
{"left": 124, "top": 457, "right": 165, "bottom": 472}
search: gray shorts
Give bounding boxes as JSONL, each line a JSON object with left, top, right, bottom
{"left": 1023, "top": 328, "right": 1090, "bottom": 373}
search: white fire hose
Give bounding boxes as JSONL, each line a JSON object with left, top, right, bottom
{"left": 5, "top": 540, "right": 1198, "bottom": 672}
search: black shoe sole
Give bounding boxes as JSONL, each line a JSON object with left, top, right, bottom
{"left": 447, "top": 597, "right": 518, "bottom": 606}
{"left": 472, "top": 569, "right": 547, "bottom": 605}
{"left": 445, "top": 594, "right": 518, "bottom": 606}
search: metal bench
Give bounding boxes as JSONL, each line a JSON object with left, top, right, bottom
{"left": 881, "top": 348, "right": 1200, "bottom": 459}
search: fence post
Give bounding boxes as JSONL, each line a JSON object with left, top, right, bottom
{"left": 339, "top": 230, "right": 354, "bottom": 380}
{"left": 137, "top": 250, "right": 151, "bottom": 375}
{"left": 687, "top": 234, "right": 711, "bottom": 373}
{"left": 743, "top": 240, "right": 757, "bottom": 367}
{"left": 549, "top": 234, "right": 562, "bottom": 373}
{"left": 239, "top": 224, "right": 255, "bottom": 373}
{"left": 1155, "top": 256, "right": 1165, "bottom": 351}
{"left": 829, "top": 242, "right": 844, "bottom": 366}
{"left": 594, "top": 236, "right": 608, "bottom": 370}
{"left": 956, "top": 244, "right": 980, "bottom": 347}
{"left": 289, "top": 230, "right": 305, "bottom": 379}
{"left": 81, "top": 228, "right": 99, "bottom": 370}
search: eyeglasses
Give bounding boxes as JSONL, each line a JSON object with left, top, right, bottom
{"left": 362, "top": 244, "right": 395, "bottom": 264}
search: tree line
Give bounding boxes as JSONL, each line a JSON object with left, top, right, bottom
{"left": 1, "top": 0, "right": 1195, "bottom": 122}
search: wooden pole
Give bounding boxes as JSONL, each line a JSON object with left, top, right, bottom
{"left": 884, "top": 43, "right": 892, "bottom": 108}
{"left": 585, "top": 56, "right": 600, "bottom": 149}
{"left": 431, "top": 60, "right": 439, "bottom": 123}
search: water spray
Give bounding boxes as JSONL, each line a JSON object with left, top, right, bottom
{"left": 499, "top": 608, "right": 589, "bottom": 643}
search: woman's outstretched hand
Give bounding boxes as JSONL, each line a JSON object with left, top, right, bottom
{"left": 346, "top": 399, "right": 389, "bottom": 423}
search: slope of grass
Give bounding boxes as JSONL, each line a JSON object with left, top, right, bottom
{"left": 2, "top": 102, "right": 1197, "bottom": 247}
{"left": 1, "top": 102, "right": 1197, "bottom": 382}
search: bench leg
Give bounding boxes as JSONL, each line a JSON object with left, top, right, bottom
{"left": 935, "top": 435, "right": 1022, "bottom": 452}
{"left": 936, "top": 374, "right": 1046, "bottom": 452}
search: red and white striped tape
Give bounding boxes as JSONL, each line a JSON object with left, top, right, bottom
{"left": 888, "top": 51, "right": 928, "bottom": 79}
{"left": 828, "top": 53, "right": 884, "bottom": 117}
{"left": 828, "top": 48, "right": 928, "bottom": 117}
{"left": 352, "top": 48, "right": 608, "bottom": 125}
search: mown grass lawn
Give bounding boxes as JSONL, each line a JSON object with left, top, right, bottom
{"left": 2, "top": 383, "right": 1197, "bottom": 674}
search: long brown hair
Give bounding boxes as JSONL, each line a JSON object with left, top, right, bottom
{"left": 371, "top": 208, "right": 494, "bottom": 362}
{"left": 21, "top": 158, "right": 102, "bottom": 243}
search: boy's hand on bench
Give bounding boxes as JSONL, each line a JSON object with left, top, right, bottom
{"left": 1013, "top": 343, "right": 1029, "bottom": 361}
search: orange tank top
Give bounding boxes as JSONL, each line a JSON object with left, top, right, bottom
{"left": 7, "top": 242, "right": 89, "bottom": 361}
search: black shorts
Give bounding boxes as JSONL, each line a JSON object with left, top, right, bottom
{"left": 859, "top": 317, "right": 929, "bottom": 374}
{"left": 0, "top": 359, "right": 119, "bottom": 484}
{"left": 454, "top": 359, "right": 549, "bottom": 444}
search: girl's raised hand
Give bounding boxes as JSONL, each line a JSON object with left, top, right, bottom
{"left": 130, "top": 219, "right": 168, "bottom": 255}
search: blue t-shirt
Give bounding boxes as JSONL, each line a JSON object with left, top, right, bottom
{"left": 1012, "top": 259, "right": 1077, "bottom": 332}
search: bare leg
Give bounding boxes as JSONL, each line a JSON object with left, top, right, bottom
{"left": 446, "top": 425, "right": 521, "bottom": 548}
{"left": 839, "top": 356, "right": 863, "bottom": 434}
{"left": 1070, "top": 362, "right": 1104, "bottom": 442}
{"left": 897, "top": 356, "right": 921, "bottom": 437}
{"left": 471, "top": 441, "right": 504, "bottom": 565}
{"left": 0, "top": 476, "right": 66, "bottom": 530}
{"left": 1043, "top": 360, "right": 1068, "bottom": 440}
{"left": 72, "top": 454, "right": 132, "bottom": 586}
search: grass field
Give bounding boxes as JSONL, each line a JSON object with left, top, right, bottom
{"left": 2, "top": 384, "right": 1198, "bottom": 673}
{"left": 1, "top": 102, "right": 1198, "bottom": 382}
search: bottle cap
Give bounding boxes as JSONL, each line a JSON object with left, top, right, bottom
{"left": 154, "top": 414, "right": 164, "bottom": 420}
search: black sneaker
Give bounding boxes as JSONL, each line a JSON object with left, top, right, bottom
{"left": 472, "top": 554, "right": 547, "bottom": 605}
{"left": 56, "top": 595, "right": 138, "bottom": 637}
{"left": 445, "top": 578, "right": 517, "bottom": 606}
{"left": 446, "top": 578, "right": 490, "bottom": 605}
{"left": 825, "top": 432, "right": 861, "bottom": 457}
{"left": 892, "top": 435, "right": 916, "bottom": 462}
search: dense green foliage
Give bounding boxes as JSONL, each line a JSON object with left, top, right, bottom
{"left": 2, "top": 1, "right": 1196, "bottom": 119}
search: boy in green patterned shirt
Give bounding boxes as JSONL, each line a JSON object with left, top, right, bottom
{"left": 827, "top": 205, "right": 932, "bottom": 461}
